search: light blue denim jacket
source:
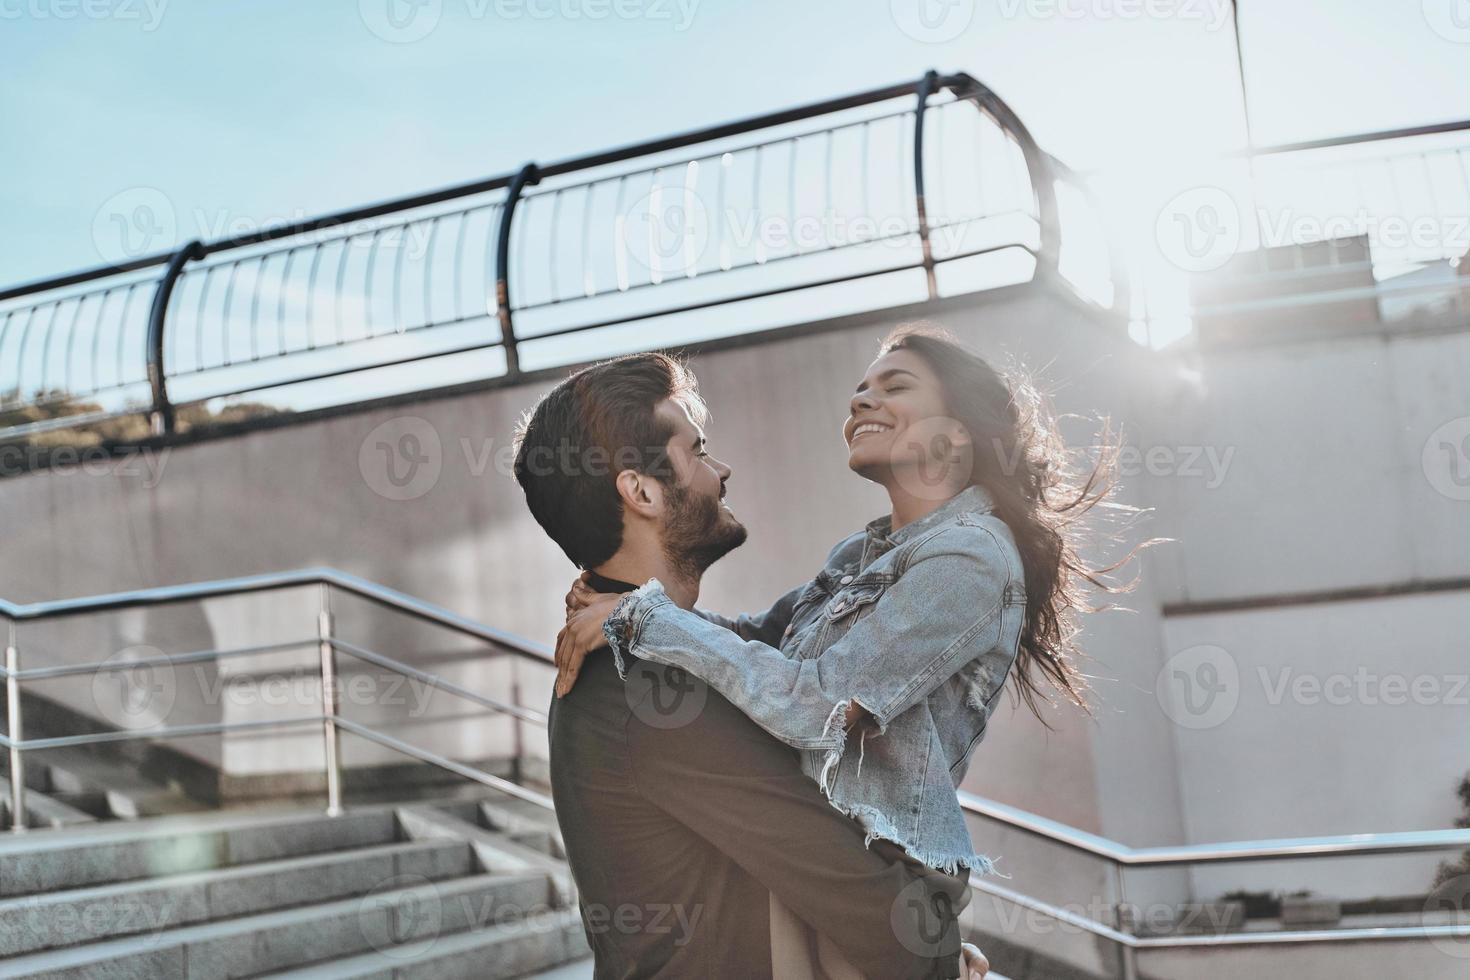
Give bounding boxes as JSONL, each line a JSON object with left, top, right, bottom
{"left": 602, "top": 485, "right": 1025, "bottom": 877}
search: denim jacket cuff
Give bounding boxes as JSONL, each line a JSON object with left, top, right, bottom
{"left": 602, "top": 578, "right": 672, "bottom": 679}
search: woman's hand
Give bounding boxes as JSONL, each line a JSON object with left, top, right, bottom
{"left": 554, "top": 589, "right": 622, "bottom": 697}
{"left": 960, "top": 941, "right": 989, "bottom": 979}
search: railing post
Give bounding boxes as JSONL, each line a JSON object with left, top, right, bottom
{"left": 4, "top": 628, "right": 25, "bottom": 833}
{"left": 914, "top": 70, "right": 939, "bottom": 301}
{"left": 1112, "top": 862, "right": 1138, "bottom": 980}
{"left": 317, "top": 583, "right": 343, "bottom": 817}
{"left": 494, "top": 163, "right": 541, "bottom": 378}
{"left": 146, "top": 240, "right": 205, "bottom": 436}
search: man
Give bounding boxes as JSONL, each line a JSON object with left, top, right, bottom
{"left": 512, "top": 353, "right": 978, "bottom": 979}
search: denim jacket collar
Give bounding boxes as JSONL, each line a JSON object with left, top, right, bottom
{"left": 863, "top": 484, "right": 996, "bottom": 559}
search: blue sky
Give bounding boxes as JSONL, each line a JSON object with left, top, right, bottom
{"left": 4, "top": 0, "right": 1468, "bottom": 290}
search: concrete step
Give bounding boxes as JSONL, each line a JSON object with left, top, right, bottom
{"left": 0, "top": 872, "right": 556, "bottom": 979}
{"left": 258, "top": 908, "right": 586, "bottom": 980}
{"left": 0, "top": 779, "right": 98, "bottom": 830}
{"left": 40, "top": 748, "right": 205, "bottom": 818}
{"left": 0, "top": 806, "right": 403, "bottom": 898}
{"left": 0, "top": 837, "right": 476, "bottom": 957}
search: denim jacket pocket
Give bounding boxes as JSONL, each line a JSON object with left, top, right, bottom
{"left": 823, "top": 581, "right": 887, "bottom": 623}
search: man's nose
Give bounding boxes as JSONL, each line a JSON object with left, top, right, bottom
{"left": 711, "top": 456, "right": 732, "bottom": 480}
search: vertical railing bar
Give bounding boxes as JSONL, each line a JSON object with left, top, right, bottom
{"left": 861, "top": 121, "right": 871, "bottom": 239}
{"left": 304, "top": 243, "right": 325, "bottom": 349}
{"left": 483, "top": 202, "right": 503, "bottom": 311}
{"left": 451, "top": 210, "right": 470, "bottom": 322}
{"left": 16, "top": 303, "right": 57, "bottom": 407}
{"left": 823, "top": 128, "right": 834, "bottom": 237}
{"left": 115, "top": 284, "right": 138, "bottom": 388}
{"left": 580, "top": 182, "right": 597, "bottom": 298}
{"left": 275, "top": 247, "right": 297, "bottom": 356}
{"left": 714, "top": 151, "right": 729, "bottom": 272}
{"left": 4, "top": 623, "right": 24, "bottom": 833}
{"left": 363, "top": 229, "right": 384, "bottom": 339}
{"left": 612, "top": 175, "right": 630, "bottom": 290}
{"left": 39, "top": 297, "right": 80, "bottom": 400}
{"left": 914, "top": 70, "right": 939, "bottom": 300}
{"left": 495, "top": 164, "right": 541, "bottom": 376}
{"left": 1421, "top": 153, "right": 1442, "bottom": 263}
{"left": 752, "top": 145, "right": 765, "bottom": 265}
{"left": 62, "top": 292, "right": 95, "bottom": 396}
{"left": 317, "top": 583, "right": 343, "bottom": 817}
{"left": 247, "top": 255, "right": 265, "bottom": 362}
{"left": 192, "top": 265, "right": 215, "bottom": 373}
{"left": 334, "top": 237, "right": 353, "bottom": 346}
{"left": 421, "top": 216, "right": 442, "bottom": 331}
{"left": 515, "top": 194, "right": 533, "bottom": 302}
{"left": 220, "top": 259, "right": 242, "bottom": 367}
{"left": 0, "top": 310, "right": 17, "bottom": 405}
{"left": 547, "top": 189, "right": 563, "bottom": 302}
{"left": 49, "top": 294, "right": 83, "bottom": 399}
{"left": 391, "top": 223, "right": 408, "bottom": 335}
{"left": 788, "top": 136, "right": 801, "bottom": 257}
{"left": 645, "top": 169, "right": 662, "bottom": 285}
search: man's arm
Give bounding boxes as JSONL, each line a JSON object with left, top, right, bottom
{"left": 624, "top": 674, "right": 967, "bottom": 980}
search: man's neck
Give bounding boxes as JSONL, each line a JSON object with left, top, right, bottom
{"left": 594, "top": 549, "right": 701, "bottom": 609}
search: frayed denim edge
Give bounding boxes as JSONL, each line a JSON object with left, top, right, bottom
{"left": 601, "top": 578, "right": 668, "bottom": 681}
{"left": 817, "top": 696, "right": 1005, "bottom": 881}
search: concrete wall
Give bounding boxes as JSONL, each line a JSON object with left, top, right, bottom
{"left": 3, "top": 277, "right": 1467, "bottom": 910}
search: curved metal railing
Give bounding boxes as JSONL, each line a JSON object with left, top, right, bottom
{"left": 0, "top": 71, "right": 1101, "bottom": 445}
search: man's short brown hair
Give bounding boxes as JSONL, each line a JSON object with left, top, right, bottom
{"left": 512, "top": 352, "right": 706, "bottom": 569}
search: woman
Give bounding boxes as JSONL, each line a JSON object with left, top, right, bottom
{"left": 557, "top": 323, "right": 1131, "bottom": 884}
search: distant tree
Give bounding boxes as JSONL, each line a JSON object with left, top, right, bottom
{"left": 1434, "top": 773, "right": 1470, "bottom": 887}
{"left": 0, "top": 389, "right": 284, "bottom": 457}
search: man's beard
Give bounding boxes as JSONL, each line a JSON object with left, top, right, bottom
{"left": 660, "top": 480, "right": 748, "bottom": 582}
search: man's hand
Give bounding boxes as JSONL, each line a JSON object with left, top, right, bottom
{"left": 554, "top": 589, "right": 622, "bottom": 697}
{"left": 960, "top": 941, "right": 989, "bottom": 979}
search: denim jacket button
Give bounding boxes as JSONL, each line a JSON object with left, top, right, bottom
{"left": 839, "top": 575, "right": 854, "bottom": 585}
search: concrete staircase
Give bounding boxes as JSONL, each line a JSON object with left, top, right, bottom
{"left": 0, "top": 796, "right": 589, "bottom": 979}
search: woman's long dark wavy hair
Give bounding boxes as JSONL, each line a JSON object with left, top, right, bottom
{"left": 881, "top": 323, "right": 1148, "bottom": 722}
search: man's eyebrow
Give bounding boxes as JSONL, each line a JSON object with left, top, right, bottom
{"left": 855, "top": 368, "right": 919, "bottom": 393}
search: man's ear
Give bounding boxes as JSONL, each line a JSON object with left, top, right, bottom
{"left": 614, "top": 469, "right": 664, "bottom": 520}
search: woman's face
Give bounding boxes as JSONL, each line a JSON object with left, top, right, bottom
{"left": 843, "top": 348, "right": 969, "bottom": 488}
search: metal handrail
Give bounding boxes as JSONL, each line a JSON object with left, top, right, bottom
{"left": 0, "top": 71, "right": 1068, "bottom": 442}
{"left": 5, "top": 570, "right": 1469, "bottom": 976}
